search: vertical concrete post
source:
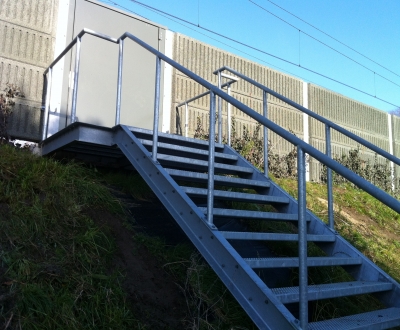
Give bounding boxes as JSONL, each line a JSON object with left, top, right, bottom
{"left": 48, "top": 0, "right": 70, "bottom": 136}
{"left": 162, "top": 30, "right": 174, "bottom": 134}
{"left": 388, "top": 113, "right": 395, "bottom": 190}
{"left": 303, "top": 81, "right": 310, "bottom": 182}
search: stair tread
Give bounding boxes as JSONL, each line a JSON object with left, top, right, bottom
{"left": 272, "top": 281, "right": 393, "bottom": 304}
{"left": 129, "top": 126, "right": 225, "bottom": 150}
{"left": 308, "top": 307, "right": 400, "bottom": 330}
{"left": 157, "top": 154, "right": 253, "bottom": 174}
{"left": 244, "top": 256, "right": 363, "bottom": 268}
{"left": 166, "top": 169, "right": 270, "bottom": 188}
{"left": 220, "top": 231, "right": 335, "bottom": 242}
{"left": 139, "top": 139, "right": 238, "bottom": 162}
{"left": 183, "top": 187, "right": 289, "bottom": 204}
{"left": 198, "top": 207, "right": 302, "bottom": 221}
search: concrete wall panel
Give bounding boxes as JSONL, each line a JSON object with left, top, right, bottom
{"left": 0, "top": 58, "right": 44, "bottom": 103}
{"left": 0, "top": 0, "right": 58, "bottom": 141}
{"left": 0, "top": 0, "right": 58, "bottom": 35}
{"left": 308, "top": 84, "right": 390, "bottom": 181}
{"left": 171, "top": 33, "right": 304, "bottom": 156}
{"left": 0, "top": 21, "right": 55, "bottom": 67}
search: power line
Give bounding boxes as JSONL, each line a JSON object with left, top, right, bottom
{"left": 248, "top": 0, "right": 400, "bottom": 88}
{"left": 126, "top": 0, "right": 400, "bottom": 109}
{"left": 100, "top": 0, "right": 311, "bottom": 83}
{"left": 261, "top": 0, "right": 400, "bottom": 79}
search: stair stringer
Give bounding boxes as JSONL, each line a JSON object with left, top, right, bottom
{"left": 222, "top": 143, "right": 400, "bottom": 307}
{"left": 113, "top": 125, "right": 300, "bottom": 330}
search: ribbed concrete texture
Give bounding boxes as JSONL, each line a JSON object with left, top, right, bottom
{"left": 308, "top": 84, "right": 391, "bottom": 182}
{"left": 171, "top": 33, "right": 398, "bottom": 182}
{"left": 0, "top": 0, "right": 59, "bottom": 141}
{"left": 171, "top": 33, "right": 304, "bottom": 157}
{"left": 393, "top": 115, "right": 400, "bottom": 180}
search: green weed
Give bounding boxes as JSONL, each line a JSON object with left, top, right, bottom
{"left": 0, "top": 145, "right": 139, "bottom": 329}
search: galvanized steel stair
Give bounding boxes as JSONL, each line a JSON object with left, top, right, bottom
{"left": 42, "top": 123, "right": 400, "bottom": 329}
{"left": 121, "top": 125, "right": 400, "bottom": 329}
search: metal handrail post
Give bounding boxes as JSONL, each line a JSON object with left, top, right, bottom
{"left": 227, "top": 83, "right": 232, "bottom": 146}
{"left": 70, "top": 36, "right": 81, "bottom": 124}
{"left": 152, "top": 56, "right": 162, "bottom": 162}
{"left": 217, "top": 71, "right": 222, "bottom": 144}
{"left": 263, "top": 90, "right": 268, "bottom": 177}
{"left": 207, "top": 90, "right": 217, "bottom": 226}
{"left": 216, "top": 66, "right": 400, "bottom": 167}
{"left": 115, "top": 38, "right": 124, "bottom": 125}
{"left": 326, "top": 124, "right": 334, "bottom": 229}
{"left": 185, "top": 102, "right": 188, "bottom": 137}
{"left": 42, "top": 68, "right": 52, "bottom": 140}
{"left": 297, "top": 146, "right": 308, "bottom": 330}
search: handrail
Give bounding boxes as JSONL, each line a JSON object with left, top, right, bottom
{"left": 42, "top": 28, "right": 118, "bottom": 140}
{"left": 176, "top": 78, "right": 238, "bottom": 138}
{"left": 214, "top": 66, "right": 400, "bottom": 167}
{"left": 214, "top": 65, "right": 400, "bottom": 230}
{"left": 43, "top": 29, "right": 400, "bottom": 329}
{"left": 176, "top": 80, "right": 235, "bottom": 108}
{"left": 44, "top": 28, "right": 118, "bottom": 75}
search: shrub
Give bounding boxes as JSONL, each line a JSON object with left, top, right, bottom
{"left": 0, "top": 84, "right": 24, "bottom": 143}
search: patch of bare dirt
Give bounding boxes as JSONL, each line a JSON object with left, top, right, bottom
{"left": 317, "top": 198, "right": 400, "bottom": 241}
{"left": 86, "top": 204, "right": 188, "bottom": 329}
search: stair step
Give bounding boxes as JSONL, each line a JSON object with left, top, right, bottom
{"left": 200, "top": 208, "right": 307, "bottom": 221}
{"left": 129, "top": 126, "right": 225, "bottom": 151}
{"left": 272, "top": 281, "right": 393, "bottom": 304}
{"left": 139, "top": 140, "right": 238, "bottom": 163}
{"left": 220, "top": 231, "right": 335, "bottom": 242}
{"left": 244, "top": 257, "right": 363, "bottom": 268}
{"left": 308, "top": 307, "right": 400, "bottom": 330}
{"left": 157, "top": 154, "right": 253, "bottom": 175}
{"left": 183, "top": 187, "right": 289, "bottom": 204}
{"left": 166, "top": 169, "right": 270, "bottom": 189}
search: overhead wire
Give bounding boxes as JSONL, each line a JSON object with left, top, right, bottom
{"left": 100, "top": 0, "right": 400, "bottom": 108}
{"left": 248, "top": 0, "right": 400, "bottom": 88}
{"left": 128, "top": 0, "right": 400, "bottom": 108}
{"left": 262, "top": 0, "right": 400, "bottom": 79}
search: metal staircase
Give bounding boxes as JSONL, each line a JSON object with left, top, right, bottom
{"left": 41, "top": 29, "right": 400, "bottom": 329}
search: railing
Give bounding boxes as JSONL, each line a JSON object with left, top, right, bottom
{"left": 176, "top": 73, "right": 238, "bottom": 139}
{"left": 213, "top": 66, "right": 400, "bottom": 231}
{"left": 43, "top": 29, "right": 400, "bottom": 329}
{"left": 43, "top": 29, "right": 119, "bottom": 140}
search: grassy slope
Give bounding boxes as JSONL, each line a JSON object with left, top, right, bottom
{"left": 1, "top": 145, "right": 399, "bottom": 329}
{"left": 0, "top": 145, "right": 137, "bottom": 329}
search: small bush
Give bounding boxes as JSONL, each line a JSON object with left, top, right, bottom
{"left": 194, "top": 116, "right": 298, "bottom": 178}
{"left": 320, "top": 147, "right": 397, "bottom": 195}
{"left": 0, "top": 84, "right": 24, "bottom": 143}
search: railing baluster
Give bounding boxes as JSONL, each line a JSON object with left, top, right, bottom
{"left": 217, "top": 71, "right": 222, "bottom": 144}
{"left": 185, "top": 102, "right": 188, "bottom": 137}
{"left": 326, "top": 124, "right": 334, "bottom": 229}
{"left": 263, "top": 90, "right": 268, "bottom": 177}
{"left": 207, "top": 90, "right": 216, "bottom": 226}
{"left": 297, "top": 146, "right": 308, "bottom": 330}
{"left": 71, "top": 36, "right": 81, "bottom": 124}
{"left": 115, "top": 38, "right": 124, "bottom": 125}
{"left": 42, "top": 68, "right": 52, "bottom": 140}
{"left": 152, "top": 56, "right": 162, "bottom": 162}
{"left": 227, "top": 83, "right": 232, "bottom": 146}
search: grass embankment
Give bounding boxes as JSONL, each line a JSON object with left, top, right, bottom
{"left": 275, "top": 178, "right": 400, "bottom": 283}
{"left": 1, "top": 145, "right": 399, "bottom": 329}
{"left": 0, "top": 145, "right": 136, "bottom": 329}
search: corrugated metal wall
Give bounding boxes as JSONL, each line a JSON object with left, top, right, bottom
{"left": 0, "top": 0, "right": 59, "bottom": 141}
{"left": 171, "top": 33, "right": 304, "bottom": 156}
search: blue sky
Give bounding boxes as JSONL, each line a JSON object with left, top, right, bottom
{"left": 101, "top": 0, "right": 400, "bottom": 112}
